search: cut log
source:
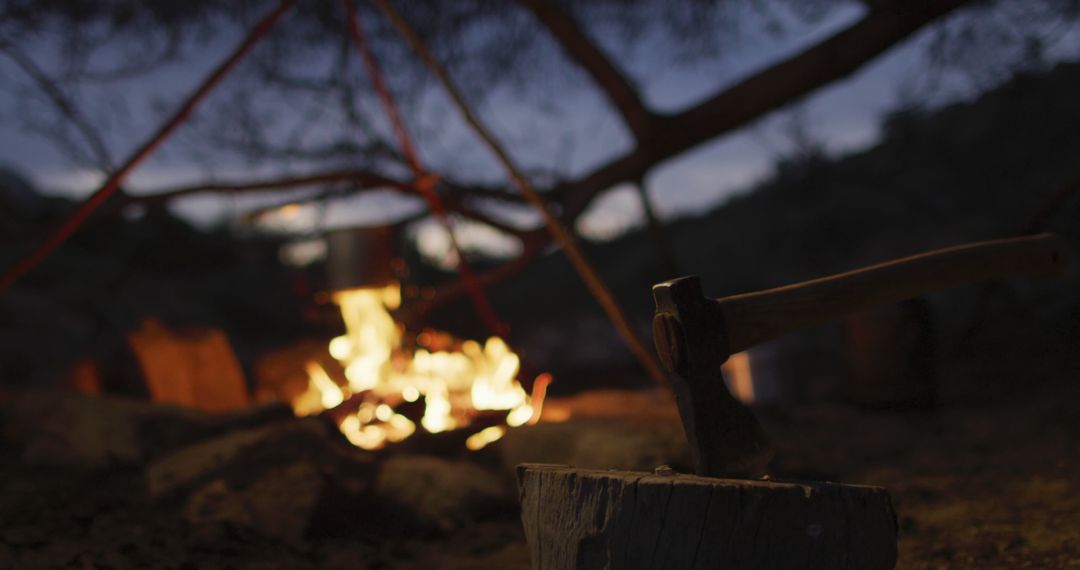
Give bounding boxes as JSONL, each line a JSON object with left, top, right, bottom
{"left": 375, "top": 454, "right": 513, "bottom": 531}
{"left": 517, "top": 464, "right": 897, "bottom": 570}
{"left": 127, "top": 318, "right": 249, "bottom": 413}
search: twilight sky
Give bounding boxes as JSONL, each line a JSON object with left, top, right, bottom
{"left": 1, "top": 2, "right": 1076, "bottom": 262}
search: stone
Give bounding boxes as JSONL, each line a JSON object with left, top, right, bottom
{"left": 184, "top": 461, "right": 324, "bottom": 542}
{"left": 376, "top": 455, "right": 513, "bottom": 531}
{"left": 497, "top": 418, "right": 691, "bottom": 474}
{"left": 147, "top": 417, "right": 376, "bottom": 541}
{"left": 147, "top": 422, "right": 285, "bottom": 497}
{"left": 4, "top": 390, "right": 293, "bottom": 468}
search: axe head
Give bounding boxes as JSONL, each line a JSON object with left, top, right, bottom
{"left": 653, "top": 276, "right": 774, "bottom": 478}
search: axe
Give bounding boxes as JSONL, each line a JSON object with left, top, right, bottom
{"left": 653, "top": 233, "right": 1068, "bottom": 478}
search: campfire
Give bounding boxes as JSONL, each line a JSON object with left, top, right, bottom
{"left": 290, "top": 281, "right": 546, "bottom": 450}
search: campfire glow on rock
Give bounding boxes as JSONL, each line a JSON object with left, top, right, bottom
{"left": 290, "top": 282, "right": 544, "bottom": 450}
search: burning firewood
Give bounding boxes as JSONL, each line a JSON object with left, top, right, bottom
{"left": 276, "top": 280, "right": 545, "bottom": 453}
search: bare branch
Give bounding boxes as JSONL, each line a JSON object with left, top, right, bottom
{"left": 122, "top": 169, "right": 415, "bottom": 207}
{"left": 420, "top": 0, "right": 979, "bottom": 310}
{"left": 0, "top": 0, "right": 298, "bottom": 293}
{"left": 239, "top": 186, "right": 350, "bottom": 221}
{"left": 559, "top": 0, "right": 976, "bottom": 221}
{"left": 440, "top": 180, "right": 531, "bottom": 206}
{"left": 373, "top": 0, "right": 667, "bottom": 385}
{"left": 78, "top": 29, "right": 183, "bottom": 82}
{"left": 2, "top": 44, "right": 115, "bottom": 172}
{"left": 517, "top": 0, "right": 654, "bottom": 141}
{"left": 453, "top": 204, "right": 528, "bottom": 238}
{"left": 243, "top": 192, "right": 432, "bottom": 230}
{"left": 206, "top": 132, "right": 406, "bottom": 167}
{"left": 231, "top": 179, "right": 530, "bottom": 238}
{"left": 105, "top": 163, "right": 529, "bottom": 221}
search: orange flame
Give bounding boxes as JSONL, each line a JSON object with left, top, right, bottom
{"left": 291, "top": 283, "right": 542, "bottom": 450}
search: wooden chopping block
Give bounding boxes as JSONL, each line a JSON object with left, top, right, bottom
{"left": 517, "top": 464, "right": 897, "bottom": 570}
{"left": 518, "top": 236, "right": 1064, "bottom": 569}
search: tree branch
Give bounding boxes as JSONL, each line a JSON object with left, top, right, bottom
{"left": 559, "top": 0, "right": 975, "bottom": 221}
{"left": 453, "top": 204, "right": 529, "bottom": 238}
{"left": 420, "top": 0, "right": 978, "bottom": 311}
{"left": 0, "top": 0, "right": 298, "bottom": 293}
{"left": 123, "top": 169, "right": 414, "bottom": 207}
{"left": 373, "top": 0, "right": 668, "bottom": 385}
{"left": 232, "top": 181, "right": 531, "bottom": 240}
{"left": 517, "top": 0, "right": 654, "bottom": 140}
{"left": 119, "top": 169, "right": 532, "bottom": 240}
{"left": 118, "top": 167, "right": 532, "bottom": 210}
{"left": 440, "top": 180, "right": 531, "bottom": 206}
{"left": 2, "top": 44, "right": 115, "bottom": 172}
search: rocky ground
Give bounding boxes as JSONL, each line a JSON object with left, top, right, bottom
{"left": 0, "top": 377, "right": 1077, "bottom": 569}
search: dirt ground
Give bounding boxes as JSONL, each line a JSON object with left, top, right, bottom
{"left": 1, "top": 378, "right": 1077, "bottom": 568}
{"left": 764, "top": 381, "right": 1080, "bottom": 569}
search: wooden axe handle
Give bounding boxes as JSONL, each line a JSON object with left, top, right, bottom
{"left": 718, "top": 233, "right": 1068, "bottom": 354}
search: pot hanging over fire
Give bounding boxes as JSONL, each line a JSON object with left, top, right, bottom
{"left": 287, "top": 224, "right": 546, "bottom": 452}
{"left": 324, "top": 225, "right": 396, "bottom": 292}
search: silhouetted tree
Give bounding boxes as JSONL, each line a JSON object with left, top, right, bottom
{"left": 1, "top": 0, "right": 1076, "bottom": 313}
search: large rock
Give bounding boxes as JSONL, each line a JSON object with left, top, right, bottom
{"left": 183, "top": 459, "right": 325, "bottom": 542}
{"left": 148, "top": 418, "right": 377, "bottom": 542}
{"left": 3, "top": 390, "right": 292, "bottom": 468}
{"left": 376, "top": 455, "right": 514, "bottom": 531}
{"left": 497, "top": 418, "right": 691, "bottom": 474}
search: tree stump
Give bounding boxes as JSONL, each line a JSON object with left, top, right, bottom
{"left": 517, "top": 464, "right": 897, "bottom": 570}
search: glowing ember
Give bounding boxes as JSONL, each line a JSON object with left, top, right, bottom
{"left": 292, "top": 283, "right": 544, "bottom": 450}
{"left": 465, "top": 426, "right": 507, "bottom": 450}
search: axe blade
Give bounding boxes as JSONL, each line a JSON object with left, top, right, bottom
{"left": 653, "top": 277, "right": 774, "bottom": 478}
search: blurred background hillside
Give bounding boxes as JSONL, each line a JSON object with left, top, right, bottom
{"left": 4, "top": 59, "right": 1079, "bottom": 398}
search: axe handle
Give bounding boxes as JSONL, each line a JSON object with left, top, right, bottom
{"left": 718, "top": 233, "right": 1068, "bottom": 354}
